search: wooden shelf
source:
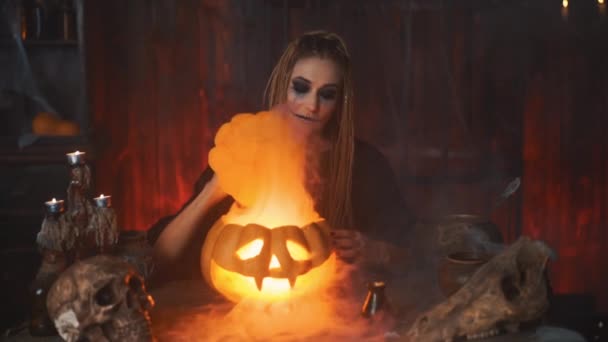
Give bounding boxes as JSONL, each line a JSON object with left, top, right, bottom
{"left": 0, "top": 135, "right": 93, "bottom": 164}
{"left": 22, "top": 39, "right": 78, "bottom": 47}
{"left": 0, "top": 39, "right": 78, "bottom": 48}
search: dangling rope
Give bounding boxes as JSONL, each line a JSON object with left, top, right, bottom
{"left": 87, "top": 206, "right": 119, "bottom": 248}
{"left": 36, "top": 216, "right": 63, "bottom": 252}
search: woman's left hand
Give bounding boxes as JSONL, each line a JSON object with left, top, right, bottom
{"left": 330, "top": 229, "right": 367, "bottom": 262}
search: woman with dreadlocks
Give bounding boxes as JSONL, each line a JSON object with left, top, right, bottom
{"left": 149, "top": 31, "right": 414, "bottom": 282}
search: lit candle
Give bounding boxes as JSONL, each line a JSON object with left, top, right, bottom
{"left": 600, "top": 0, "right": 606, "bottom": 15}
{"left": 94, "top": 194, "right": 112, "bottom": 208}
{"left": 66, "top": 150, "right": 86, "bottom": 166}
{"left": 562, "top": 0, "right": 569, "bottom": 20}
{"left": 45, "top": 198, "right": 65, "bottom": 214}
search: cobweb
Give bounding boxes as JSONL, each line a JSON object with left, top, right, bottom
{"left": 0, "top": 0, "right": 85, "bottom": 147}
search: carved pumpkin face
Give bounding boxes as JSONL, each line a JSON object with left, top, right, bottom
{"left": 201, "top": 219, "right": 335, "bottom": 302}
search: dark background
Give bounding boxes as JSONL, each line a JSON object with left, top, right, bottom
{"left": 1, "top": 0, "right": 606, "bottom": 339}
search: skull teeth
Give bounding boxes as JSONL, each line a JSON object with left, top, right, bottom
{"left": 465, "top": 328, "right": 500, "bottom": 340}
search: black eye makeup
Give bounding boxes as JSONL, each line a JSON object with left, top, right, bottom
{"left": 318, "top": 88, "right": 337, "bottom": 101}
{"left": 292, "top": 79, "right": 311, "bottom": 94}
{"left": 290, "top": 76, "right": 339, "bottom": 101}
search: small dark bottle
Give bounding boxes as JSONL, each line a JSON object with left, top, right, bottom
{"left": 361, "top": 281, "right": 391, "bottom": 318}
{"left": 21, "top": 0, "right": 46, "bottom": 41}
{"left": 61, "top": 0, "right": 76, "bottom": 41}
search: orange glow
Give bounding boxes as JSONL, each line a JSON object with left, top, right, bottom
{"left": 203, "top": 110, "right": 335, "bottom": 302}
{"left": 562, "top": 0, "right": 569, "bottom": 8}
{"left": 209, "top": 254, "right": 336, "bottom": 302}
{"left": 269, "top": 255, "right": 281, "bottom": 269}
{"left": 235, "top": 239, "right": 311, "bottom": 267}
{"left": 235, "top": 239, "right": 264, "bottom": 259}
{"left": 286, "top": 240, "right": 311, "bottom": 261}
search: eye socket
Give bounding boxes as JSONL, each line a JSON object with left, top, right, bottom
{"left": 95, "top": 283, "right": 115, "bottom": 306}
{"left": 126, "top": 275, "right": 145, "bottom": 309}
{"left": 128, "top": 275, "right": 143, "bottom": 291}
{"left": 501, "top": 275, "right": 521, "bottom": 301}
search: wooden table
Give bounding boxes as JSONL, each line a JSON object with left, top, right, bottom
{"left": 4, "top": 279, "right": 586, "bottom": 341}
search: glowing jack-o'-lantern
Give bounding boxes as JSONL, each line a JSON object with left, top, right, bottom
{"left": 201, "top": 219, "right": 335, "bottom": 303}
{"left": 201, "top": 110, "right": 336, "bottom": 302}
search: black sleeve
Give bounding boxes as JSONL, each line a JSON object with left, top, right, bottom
{"left": 146, "top": 167, "right": 215, "bottom": 244}
{"left": 351, "top": 139, "right": 415, "bottom": 245}
{"left": 146, "top": 167, "right": 234, "bottom": 282}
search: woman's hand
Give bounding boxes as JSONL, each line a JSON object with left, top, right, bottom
{"left": 330, "top": 229, "right": 368, "bottom": 263}
{"left": 331, "top": 229, "right": 398, "bottom": 266}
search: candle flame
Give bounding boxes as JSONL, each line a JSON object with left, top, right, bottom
{"left": 563, "top": 0, "right": 569, "bottom": 8}
{"left": 600, "top": 0, "right": 605, "bottom": 5}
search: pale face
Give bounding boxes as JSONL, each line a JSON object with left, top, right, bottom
{"left": 285, "top": 57, "right": 341, "bottom": 138}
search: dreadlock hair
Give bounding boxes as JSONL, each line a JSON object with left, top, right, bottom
{"left": 264, "top": 31, "right": 355, "bottom": 229}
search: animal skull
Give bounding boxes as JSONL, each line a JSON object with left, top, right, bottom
{"left": 46, "top": 255, "right": 155, "bottom": 342}
{"left": 406, "top": 237, "right": 553, "bottom": 342}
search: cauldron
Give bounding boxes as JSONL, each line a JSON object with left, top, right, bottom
{"left": 435, "top": 214, "right": 504, "bottom": 297}
{"left": 437, "top": 251, "right": 491, "bottom": 297}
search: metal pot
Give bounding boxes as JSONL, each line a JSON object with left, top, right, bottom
{"left": 436, "top": 214, "right": 504, "bottom": 255}
{"left": 434, "top": 214, "right": 504, "bottom": 298}
{"left": 434, "top": 178, "right": 520, "bottom": 297}
{"left": 437, "top": 250, "right": 491, "bottom": 297}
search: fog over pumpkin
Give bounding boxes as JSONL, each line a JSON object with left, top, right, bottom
{"left": 208, "top": 109, "right": 320, "bottom": 227}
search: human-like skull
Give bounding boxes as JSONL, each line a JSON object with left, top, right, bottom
{"left": 405, "top": 236, "right": 553, "bottom": 342}
{"left": 46, "top": 255, "right": 155, "bottom": 342}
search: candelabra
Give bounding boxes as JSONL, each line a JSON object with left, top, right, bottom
{"left": 29, "top": 150, "right": 119, "bottom": 336}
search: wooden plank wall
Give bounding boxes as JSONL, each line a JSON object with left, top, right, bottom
{"left": 522, "top": 26, "right": 608, "bottom": 310}
{"left": 84, "top": 0, "right": 607, "bottom": 309}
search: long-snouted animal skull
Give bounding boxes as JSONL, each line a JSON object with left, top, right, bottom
{"left": 46, "top": 255, "right": 155, "bottom": 342}
{"left": 406, "top": 236, "right": 553, "bottom": 342}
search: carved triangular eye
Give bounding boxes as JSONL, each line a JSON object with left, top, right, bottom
{"left": 236, "top": 239, "right": 264, "bottom": 260}
{"left": 286, "top": 240, "right": 311, "bottom": 261}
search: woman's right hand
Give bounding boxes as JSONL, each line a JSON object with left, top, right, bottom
{"left": 330, "top": 229, "right": 367, "bottom": 263}
{"left": 197, "top": 174, "right": 227, "bottom": 206}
